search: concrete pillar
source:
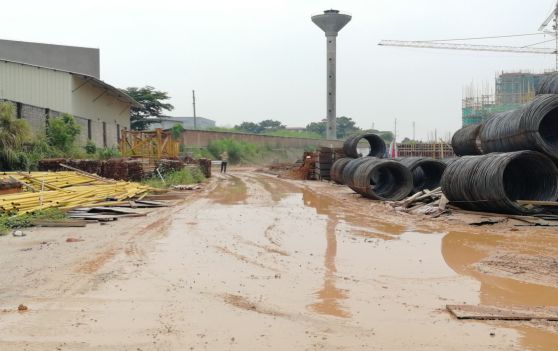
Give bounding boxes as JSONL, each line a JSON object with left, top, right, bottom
{"left": 311, "top": 9, "right": 351, "bottom": 141}
{"left": 326, "top": 34, "right": 337, "bottom": 140}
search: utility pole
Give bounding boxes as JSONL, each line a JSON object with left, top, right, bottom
{"left": 394, "top": 118, "right": 397, "bottom": 143}
{"left": 412, "top": 121, "right": 416, "bottom": 141}
{"left": 192, "top": 90, "right": 197, "bottom": 130}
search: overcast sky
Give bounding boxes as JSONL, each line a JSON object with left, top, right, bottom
{"left": 2, "top": 0, "right": 558, "bottom": 140}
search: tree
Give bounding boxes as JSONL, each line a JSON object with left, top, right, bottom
{"left": 258, "top": 119, "right": 285, "bottom": 132}
{"left": 305, "top": 120, "right": 326, "bottom": 137}
{"left": 305, "top": 116, "right": 361, "bottom": 139}
{"left": 46, "top": 114, "right": 81, "bottom": 152}
{"left": 0, "top": 102, "right": 30, "bottom": 170}
{"left": 123, "top": 86, "right": 174, "bottom": 130}
{"left": 336, "top": 116, "right": 361, "bottom": 138}
{"left": 169, "top": 123, "right": 185, "bottom": 140}
{"left": 235, "top": 122, "right": 263, "bottom": 134}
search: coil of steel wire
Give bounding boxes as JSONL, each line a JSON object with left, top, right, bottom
{"left": 451, "top": 124, "right": 483, "bottom": 156}
{"left": 396, "top": 157, "right": 447, "bottom": 195}
{"left": 342, "top": 157, "right": 375, "bottom": 187}
{"left": 347, "top": 158, "right": 413, "bottom": 201}
{"left": 536, "top": 73, "right": 558, "bottom": 95}
{"left": 343, "top": 133, "right": 386, "bottom": 158}
{"left": 330, "top": 157, "right": 354, "bottom": 184}
{"left": 441, "top": 151, "right": 558, "bottom": 214}
{"left": 441, "top": 157, "right": 460, "bottom": 167}
{"left": 479, "top": 94, "right": 558, "bottom": 160}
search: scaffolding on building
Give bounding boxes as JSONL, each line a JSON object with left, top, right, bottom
{"left": 461, "top": 70, "right": 554, "bottom": 127}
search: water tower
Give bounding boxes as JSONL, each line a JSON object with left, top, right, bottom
{"left": 311, "top": 9, "right": 352, "bottom": 140}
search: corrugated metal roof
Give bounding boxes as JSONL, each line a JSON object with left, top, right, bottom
{"left": 0, "top": 58, "right": 142, "bottom": 108}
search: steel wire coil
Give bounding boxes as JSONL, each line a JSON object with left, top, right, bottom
{"left": 479, "top": 94, "right": 558, "bottom": 160}
{"left": 441, "top": 157, "right": 460, "bottom": 167}
{"left": 441, "top": 151, "right": 558, "bottom": 214}
{"left": 536, "top": 73, "right": 558, "bottom": 95}
{"left": 342, "top": 157, "right": 375, "bottom": 187}
{"left": 396, "top": 157, "right": 447, "bottom": 194}
{"left": 343, "top": 133, "right": 386, "bottom": 158}
{"left": 330, "top": 157, "right": 354, "bottom": 184}
{"left": 347, "top": 158, "right": 413, "bottom": 201}
{"left": 451, "top": 124, "right": 483, "bottom": 156}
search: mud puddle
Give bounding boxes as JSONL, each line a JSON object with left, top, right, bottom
{"left": 2, "top": 172, "right": 555, "bottom": 350}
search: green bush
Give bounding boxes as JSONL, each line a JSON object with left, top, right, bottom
{"left": 46, "top": 114, "right": 81, "bottom": 152}
{"left": 142, "top": 167, "right": 205, "bottom": 189}
{"left": 0, "top": 102, "right": 31, "bottom": 170}
{"left": 207, "top": 139, "right": 261, "bottom": 164}
{"left": 170, "top": 123, "right": 185, "bottom": 140}
{"left": 97, "top": 147, "right": 121, "bottom": 160}
{"left": 84, "top": 140, "right": 97, "bottom": 155}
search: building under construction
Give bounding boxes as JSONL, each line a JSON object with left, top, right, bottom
{"left": 462, "top": 71, "right": 553, "bottom": 126}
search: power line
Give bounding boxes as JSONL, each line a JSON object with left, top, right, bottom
{"left": 416, "top": 33, "right": 547, "bottom": 43}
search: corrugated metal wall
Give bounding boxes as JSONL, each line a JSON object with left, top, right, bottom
{"left": 71, "top": 76, "right": 130, "bottom": 131}
{"left": 0, "top": 61, "right": 71, "bottom": 112}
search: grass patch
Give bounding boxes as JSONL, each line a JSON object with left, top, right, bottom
{"left": 262, "top": 130, "right": 323, "bottom": 139}
{"left": 0, "top": 208, "right": 66, "bottom": 235}
{"left": 142, "top": 167, "right": 205, "bottom": 189}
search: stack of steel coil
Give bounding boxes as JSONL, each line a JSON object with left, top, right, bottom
{"left": 441, "top": 151, "right": 558, "bottom": 214}
{"left": 452, "top": 94, "right": 558, "bottom": 160}
{"left": 346, "top": 158, "right": 413, "bottom": 201}
{"left": 342, "top": 157, "right": 376, "bottom": 187}
{"left": 397, "top": 157, "right": 446, "bottom": 195}
{"left": 343, "top": 133, "right": 386, "bottom": 158}
{"left": 330, "top": 157, "right": 353, "bottom": 184}
{"left": 451, "top": 124, "right": 483, "bottom": 156}
{"left": 536, "top": 73, "right": 558, "bottom": 95}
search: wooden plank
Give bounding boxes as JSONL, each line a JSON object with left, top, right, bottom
{"left": 141, "top": 194, "right": 186, "bottom": 201}
{"left": 32, "top": 219, "right": 88, "bottom": 227}
{"left": 134, "top": 200, "right": 170, "bottom": 207}
{"left": 517, "top": 200, "right": 558, "bottom": 207}
{"left": 87, "top": 207, "right": 145, "bottom": 215}
{"left": 447, "top": 305, "right": 558, "bottom": 321}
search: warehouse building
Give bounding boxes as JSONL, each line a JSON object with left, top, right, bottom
{"left": 147, "top": 116, "right": 216, "bottom": 131}
{"left": 0, "top": 39, "right": 140, "bottom": 147}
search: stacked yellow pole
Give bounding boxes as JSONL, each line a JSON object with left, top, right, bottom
{"left": 0, "top": 171, "right": 152, "bottom": 216}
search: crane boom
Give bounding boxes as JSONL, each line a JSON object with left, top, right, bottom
{"left": 378, "top": 40, "right": 556, "bottom": 55}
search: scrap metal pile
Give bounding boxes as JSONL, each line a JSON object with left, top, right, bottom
{"left": 0, "top": 171, "right": 152, "bottom": 216}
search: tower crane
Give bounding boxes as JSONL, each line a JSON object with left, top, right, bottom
{"left": 379, "top": 2, "right": 558, "bottom": 69}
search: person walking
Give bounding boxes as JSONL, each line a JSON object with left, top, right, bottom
{"left": 220, "top": 151, "right": 228, "bottom": 173}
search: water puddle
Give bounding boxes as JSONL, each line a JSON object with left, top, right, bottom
{"left": 191, "top": 173, "right": 558, "bottom": 349}
{"left": 207, "top": 175, "right": 248, "bottom": 204}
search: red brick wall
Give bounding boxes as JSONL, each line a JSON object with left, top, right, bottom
{"left": 181, "top": 130, "right": 343, "bottom": 149}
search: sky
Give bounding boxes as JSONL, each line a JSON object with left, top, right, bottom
{"left": 2, "top": 0, "right": 558, "bottom": 141}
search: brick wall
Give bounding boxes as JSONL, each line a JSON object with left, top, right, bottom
{"left": 181, "top": 129, "right": 343, "bottom": 149}
{"left": 0, "top": 99, "right": 123, "bottom": 147}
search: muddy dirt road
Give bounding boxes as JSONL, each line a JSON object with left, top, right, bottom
{"left": 0, "top": 171, "right": 557, "bottom": 350}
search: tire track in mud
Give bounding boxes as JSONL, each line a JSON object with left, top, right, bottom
{"left": 234, "top": 235, "right": 290, "bottom": 257}
{"left": 214, "top": 245, "right": 280, "bottom": 273}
